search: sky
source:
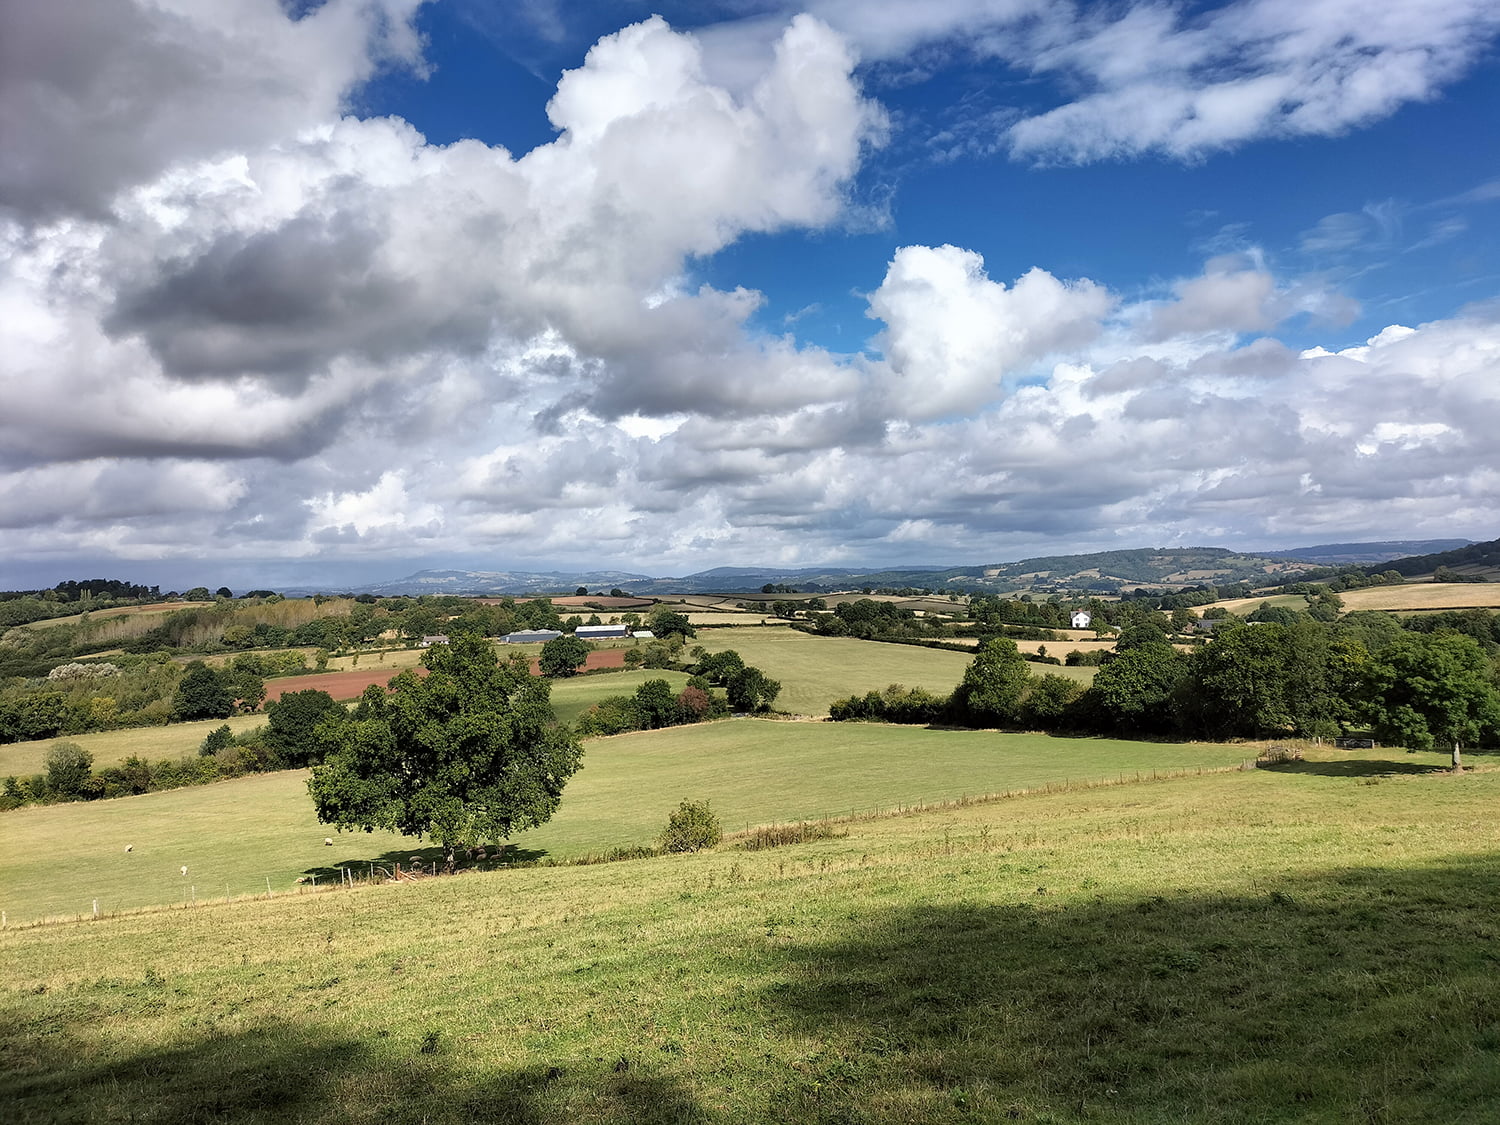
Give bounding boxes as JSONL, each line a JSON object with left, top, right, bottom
{"left": 2, "top": 0, "right": 1499, "bottom": 590}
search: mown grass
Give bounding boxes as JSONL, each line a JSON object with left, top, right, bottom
{"left": 0, "top": 721, "right": 1249, "bottom": 924}
{"left": 695, "top": 627, "right": 979, "bottom": 715}
{"left": 3, "top": 751, "right": 1496, "bottom": 1123}
{"left": 0, "top": 713, "right": 267, "bottom": 777}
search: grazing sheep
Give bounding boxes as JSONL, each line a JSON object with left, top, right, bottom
{"left": 180, "top": 866, "right": 188, "bottom": 876}
{"left": 124, "top": 845, "right": 133, "bottom": 853}
{"left": 324, "top": 837, "right": 333, "bottom": 846}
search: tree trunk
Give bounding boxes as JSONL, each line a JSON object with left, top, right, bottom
{"left": 1452, "top": 741, "right": 1463, "bottom": 772}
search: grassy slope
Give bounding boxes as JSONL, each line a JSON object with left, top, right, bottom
{"left": 695, "top": 627, "right": 979, "bottom": 715}
{"left": 4, "top": 750, "right": 1497, "bottom": 1124}
{"left": 546, "top": 670, "right": 692, "bottom": 726}
{"left": 0, "top": 722, "right": 1247, "bottom": 924}
{"left": 0, "top": 713, "right": 267, "bottom": 777}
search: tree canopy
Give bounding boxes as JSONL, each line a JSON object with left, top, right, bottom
{"left": 1359, "top": 633, "right": 1500, "bottom": 769}
{"left": 538, "top": 634, "right": 590, "bottom": 678}
{"left": 307, "top": 634, "right": 584, "bottom": 868}
{"left": 951, "top": 637, "right": 1030, "bottom": 726}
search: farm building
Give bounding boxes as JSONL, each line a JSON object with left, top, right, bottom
{"left": 419, "top": 634, "right": 450, "bottom": 647}
{"left": 501, "top": 629, "right": 563, "bottom": 644}
{"left": 632, "top": 629, "right": 655, "bottom": 639}
{"left": 576, "top": 623, "right": 628, "bottom": 639}
{"left": 1070, "top": 611, "right": 1092, "bottom": 629}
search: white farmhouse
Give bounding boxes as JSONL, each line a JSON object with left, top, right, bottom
{"left": 1070, "top": 611, "right": 1092, "bottom": 629}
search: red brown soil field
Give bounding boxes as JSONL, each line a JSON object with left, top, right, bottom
{"left": 262, "top": 647, "right": 629, "bottom": 702}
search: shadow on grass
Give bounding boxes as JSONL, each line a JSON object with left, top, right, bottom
{"left": 2, "top": 1022, "right": 705, "bottom": 1125}
{"left": 1258, "top": 758, "right": 1451, "bottom": 778}
{"left": 300, "top": 843, "right": 550, "bottom": 882}
{"left": 761, "top": 855, "right": 1500, "bottom": 1123}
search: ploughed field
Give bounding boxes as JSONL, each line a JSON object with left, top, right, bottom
{"left": 4, "top": 747, "right": 1496, "bottom": 1124}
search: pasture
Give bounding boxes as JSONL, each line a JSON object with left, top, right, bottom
{"left": 4, "top": 749, "right": 1496, "bottom": 1123}
{"left": 0, "top": 721, "right": 1249, "bottom": 924}
{"left": 0, "top": 714, "right": 267, "bottom": 777}
{"left": 694, "top": 627, "right": 978, "bottom": 715}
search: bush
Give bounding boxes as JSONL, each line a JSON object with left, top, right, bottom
{"left": 45, "top": 741, "right": 93, "bottom": 799}
{"left": 199, "top": 723, "right": 234, "bottom": 757}
{"left": 575, "top": 695, "right": 642, "bottom": 737}
{"left": 659, "top": 799, "right": 722, "bottom": 853}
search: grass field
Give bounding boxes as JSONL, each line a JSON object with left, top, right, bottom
{"left": 3, "top": 748, "right": 1496, "bottom": 1123}
{"left": 546, "top": 670, "right": 692, "bottom": 726}
{"left": 695, "top": 628, "right": 979, "bottom": 715}
{"left": 0, "top": 714, "right": 267, "bottom": 777}
{"left": 0, "top": 722, "right": 1249, "bottom": 924}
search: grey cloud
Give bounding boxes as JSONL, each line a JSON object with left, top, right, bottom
{"left": 0, "top": 0, "right": 426, "bottom": 222}
{"left": 106, "top": 212, "right": 493, "bottom": 382}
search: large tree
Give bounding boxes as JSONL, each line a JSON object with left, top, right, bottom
{"left": 172, "top": 661, "right": 234, "bottom": 721}
{"left": 1359, "top": 633, "right": 1500, "bottom": 769}
{"left": 1087, "top": 641, "right": 1186, "bottom": 735}
{"left": 952, "top": 637, "right": 1031, "bottom": 727}
{"left": 538, "top": 634, "right": 590, "bottom": 678}
{"left": 307, "top": 634, "right": 584, "bottom": 870}
{"left": 264, "top": 689, "right": 344, "bottom": 767}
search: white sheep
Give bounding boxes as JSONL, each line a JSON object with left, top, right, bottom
{"left": 324, "top": 837, "right": 333, "bottom": 846}
{"left": 124, "top": 845, "right": 133, "bottom": 853}
{"left": 180, "top": 866, "right": 188, "bottom": 876}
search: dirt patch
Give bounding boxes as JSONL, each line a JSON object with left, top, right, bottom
{"left": 544, "top": 648, "right": 628, "bottom": 675}
{"left": 264, "top": 667, "right": 425, "bottom": 703}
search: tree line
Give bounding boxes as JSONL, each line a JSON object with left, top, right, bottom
{"left": 831, "top": 615, "right": 1500, "bottom": 768}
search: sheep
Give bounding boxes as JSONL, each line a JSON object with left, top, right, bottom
{"left": 180, "top": 866, "right": 188, "bottom": 876}
{"left": 124, "top": 845, "right": 133, "bottom": 853}
{"left": 324, "top": 837, "right": 333, "bottom": 846}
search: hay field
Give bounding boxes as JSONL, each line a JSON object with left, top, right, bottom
{"left": 1208, "top": 585, "right": 1500, "bottom": 616}
{"left": 24, "top": 601, "right": 213, "bottom": 630}
{"left": 1338, "top": 583, "right": 1500, "bottom": 612}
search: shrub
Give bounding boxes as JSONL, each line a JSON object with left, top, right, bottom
{"left": 575, "top": 695, "right": 642, "bottom": 737}
{"left": 199, "top": 723, "right": 234, "bottom": 757}
{"left": 45, "top": 741, "right": 93, "bottom": 799}
{"left": 659, "top": 799, "right": 722, "bottom": 853}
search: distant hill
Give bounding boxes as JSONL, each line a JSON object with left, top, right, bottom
{"left": 295, "top": 548, "right": 1319, "bottom": 597}
{"left": 1366, "top": 536, "right": 1500, "bottom": 579}
{"left": 1262, "top": 539, "right": 1472, "bottom": 565}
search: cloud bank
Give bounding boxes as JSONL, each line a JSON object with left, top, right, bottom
{"left": 1, "top": 0, "right": 1498, "bottom": 580}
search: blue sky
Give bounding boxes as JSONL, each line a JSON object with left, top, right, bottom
{"left": 2, "top": 0, "right": 1499, "bottom": 589}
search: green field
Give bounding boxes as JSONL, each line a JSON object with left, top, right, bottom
{"left": 3, "top": 748, "right": 1495, "bottom": 1123}
{"left": 546, "top": 669, "right": 692, "bottom": 726}
{"left": 0, "top": 713, "right": 267, "bottom": 777}
{"left": 695, "top": 627, "right": 981, "bottom": 715}
{"left": 0, "top": 722, "right": 1248, "bottom": 924}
